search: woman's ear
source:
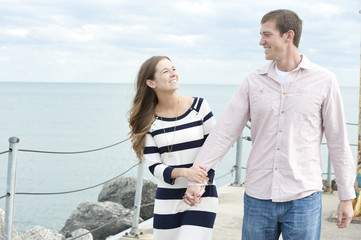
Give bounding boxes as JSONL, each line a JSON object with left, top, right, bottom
{"left": 146, "top": 79, "right": 156, "bottom": 89}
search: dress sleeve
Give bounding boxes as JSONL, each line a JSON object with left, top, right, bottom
{"left": 200, "top": 99, "right": 216, "bottom": 137}
{"left": 322, "top": 75, "right": 356, "bottom": 200}
{"left": 143, "top": 132, "right": 175, "bottom": 185}
{"left": 199, "top": 98, "right": 217, "bottom": 182}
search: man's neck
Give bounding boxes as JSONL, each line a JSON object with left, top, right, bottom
{"left": 276, "top": 51, "right": 302, "bottom": 72}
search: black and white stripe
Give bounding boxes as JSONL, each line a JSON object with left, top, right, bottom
{"left": 144, "top": 97, "right": 218, "bottom": 240}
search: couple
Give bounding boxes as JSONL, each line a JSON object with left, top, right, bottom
{"left": 128, "top": 9, "right": 356, "bottom": 240}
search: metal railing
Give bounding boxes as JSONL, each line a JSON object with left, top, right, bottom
{"left": 0, "top": 136, "right": 237, "bottom": 240}
{"left": 1, "top": 137, "right": 145, "bottom": 240}
{"left": 1, "top": 121, "right": 357, "bottom": 239}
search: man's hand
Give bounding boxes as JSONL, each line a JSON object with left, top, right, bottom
{"left": 183, "top": 185, "right": 205, "bottom": 207}
{"left": 184, "top": 164, "right": 208, "bottom": 183}
{"left": 337, "top": 200, "right": 354, "bottom": 228}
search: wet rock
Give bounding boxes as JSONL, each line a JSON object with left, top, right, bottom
{"left": 66, "top": 228, "right": 93, "bottom": 240}
{"left": 20, "top": 226, "right": 65, "bottom": 240}
{"left": 98, "top": 177, "right": 156, "bottom": 220}
{"left": 60, "top": 201, "right": 135, "bottom": 240}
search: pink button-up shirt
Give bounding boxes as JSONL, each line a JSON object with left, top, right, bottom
{"left": 195, "top": 55, "right": 356, "bottom": 202}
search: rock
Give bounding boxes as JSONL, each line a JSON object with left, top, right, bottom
{"left": 20, "top": 226, "right": 65, "bottom": 240}
{"left": 0, "top": 208, "right": 21, "bottom": 240}
{"left": 98, "top": 177, "right": 156, "bottom": 220}
{"left": 66, "top": 229, "right": 93, "bottom": 240}
{"left": 60, "top": 201, "right": 135, "bottom": 240}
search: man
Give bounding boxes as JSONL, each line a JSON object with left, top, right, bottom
{"left": 184, "top": 9, "right": 356, "bottom": 239}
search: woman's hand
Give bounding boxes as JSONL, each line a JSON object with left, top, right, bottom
{"left": 183, "top": 185, "right": 205, "bottom": 206}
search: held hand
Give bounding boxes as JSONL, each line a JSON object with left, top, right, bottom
{"left": 337, "top": 200, "right": 354, "bottom": 228}
{"left": 184, "top": 164, "right": 208, "bottom": 183}
{"left": 183, "top": 185, "right": 205, "bottom": 207}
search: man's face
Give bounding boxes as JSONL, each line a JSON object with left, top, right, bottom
{"left": 259, "top": 20, "right": 287, "bottom": 61}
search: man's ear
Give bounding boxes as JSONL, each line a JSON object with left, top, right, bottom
{"left": 146, "top": 79, "right": 156, "bottom": 89}
{"left": 286, "top": 30, "right": 294, "bottom": 43}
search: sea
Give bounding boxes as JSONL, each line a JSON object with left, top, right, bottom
{"left": 0, "top": 82, "right": 359, "bottom": 234}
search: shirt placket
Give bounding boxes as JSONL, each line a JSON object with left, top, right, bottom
{"left": 272, "top": 80, "right": 288, "bottom": 200}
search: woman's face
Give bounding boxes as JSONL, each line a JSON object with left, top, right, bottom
{"left": 148, "top": 58, "right": 179, "bottom": 92}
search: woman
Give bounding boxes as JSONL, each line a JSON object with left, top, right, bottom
{"left": 128, "top": 56, "right": 218, "bottom": 239}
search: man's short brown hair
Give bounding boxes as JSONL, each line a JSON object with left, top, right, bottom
{"left": 261, "top": 9, "right": 302, "bottom": 48}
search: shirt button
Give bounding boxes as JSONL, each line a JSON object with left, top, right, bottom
{"left": 275, "top": 168, "right": 278, "bottom": 170}
{"left": 281, "top": 111, "right": 284, "bottom": 114}
{"left": 279, "top": 130, "right": 282, "bottom": 133}
{"left": 276, "top": 148, "right": 280, "bottom": 150}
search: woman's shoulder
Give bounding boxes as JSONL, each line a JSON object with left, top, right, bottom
{"left": 180, "top": 95, "right": 195, "bottom": 103}
{"left": 179, "top": 95, "right": 211, "bottom": 113}
{"left": 191, "top": 97, "right": 212, "bottom": 113}
{"left": 180, "top": 95, "right": 206, "bottom": 103}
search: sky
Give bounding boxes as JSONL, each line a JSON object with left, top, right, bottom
{"left": 0, "top": 0, "right": 360, "bottom": 86}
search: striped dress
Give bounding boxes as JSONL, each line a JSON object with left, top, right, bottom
{"left": 144, "top": 97, "right": 218, "bottom": 240}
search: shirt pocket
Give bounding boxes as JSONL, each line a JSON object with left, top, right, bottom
{"left": 250, "top": 87, "right": 278, "bottom": 119}
{"left": 286, "top": 88, "right": 323, "bottom": 143}
{"left": 285, "top": 88, "right": 322, "bottom": 115}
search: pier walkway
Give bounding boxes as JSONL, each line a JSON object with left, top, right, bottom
{"left": 112, "top": 185, "right": 361, "bottom": 240}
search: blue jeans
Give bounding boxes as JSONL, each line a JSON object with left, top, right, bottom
{"left": 242, "top": 192, "right": 322, "bottom": 240}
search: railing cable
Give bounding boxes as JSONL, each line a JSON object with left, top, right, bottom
{"left": 15, "top": 163, "right": 139, "bottom": 196}
{"left": 215, "top": 169, "right": 235, "bottom": 180}
{"left": 18, "top": 138, "right": 129, "bottom": 155}
{"left": 0, "top": 149, "right": 10, "bottom": 155}
{"left": 0, "top": 193, "right": 10, "bottom": 200}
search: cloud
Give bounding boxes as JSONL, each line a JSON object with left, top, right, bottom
{"left": 303, "top": 2, "right": 345, "bottom": 18}
{"left": 159, "top": 34, "right": 205, "bottom": 47}
{"left": 1, "top": 28, "right": 29, "bottom": 37}
{"left": 175, "top": 1, "right": 216, "bottom": 16}
{"left": 0, "top": 0, "right": 359, "bottom": 86}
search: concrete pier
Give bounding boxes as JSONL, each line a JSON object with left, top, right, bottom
{"left": 110, "top": 185, "right": 361, "bottom": 240}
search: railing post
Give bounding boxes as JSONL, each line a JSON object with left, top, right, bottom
{"left": 233, "top": 134, "right": 243, "bottom": 186}
{"left": 128, "top": 161, "right": 145, "bottom": 238}
{"left": 325, "top": 154, "right": 333, "bottom": 193}
{"left": 4, "top": 137, "right": 20, "bottom": 240}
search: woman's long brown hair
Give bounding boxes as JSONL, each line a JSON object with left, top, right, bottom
{"left": 128, "top": 56, "right": 170, "bottom": 161}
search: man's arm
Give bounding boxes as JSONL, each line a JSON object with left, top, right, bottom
{"left": 184, "top": 80, "right": 251, "bottom": 205}
{"left": 193, "top": 80, "right": 251, "bottom": 172}
{"left": 322, "top": 74, "right": 356, "bottom": 228}
{"left": 322, "top": 76, "right": 356, "bottom": 199}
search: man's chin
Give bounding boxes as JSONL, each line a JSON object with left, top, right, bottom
{"left": 265, "top": 55, "right": 273, "bottom": 60}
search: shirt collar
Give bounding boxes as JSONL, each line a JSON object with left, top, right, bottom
{"left": 256, "top": 55, "right": 313, "bottom": 75}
